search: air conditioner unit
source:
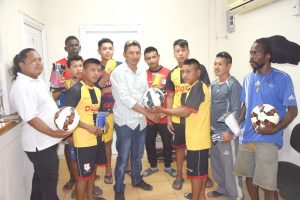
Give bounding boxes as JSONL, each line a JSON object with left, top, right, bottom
{"left": 227, "top": 0, "right": 278, "bottom": 14}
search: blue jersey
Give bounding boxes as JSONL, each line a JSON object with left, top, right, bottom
{"left": 240, "top": 67, "right": 297, "bottom": 147}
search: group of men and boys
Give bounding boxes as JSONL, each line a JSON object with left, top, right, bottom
{"left": 10, "top": 35, "right": 297, "bottom": 200}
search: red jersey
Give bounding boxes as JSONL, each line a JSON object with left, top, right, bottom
{"left": 146, "top": 66, "right": 170, "bottom": 124}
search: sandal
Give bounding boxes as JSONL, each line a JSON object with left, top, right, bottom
{"left": 94, "top": 197, "right": 106, "bottom": 200}
{"left": 93, "top": 186, "right": 103, "bottom": 197}
{"left": 164, "top": 167, "right": 177, "bottom": 177}
{"left": 142, "top": 167, "right": 158, "bottom": 177}
{"left": 62, "top": 179, "right": 75, "bottom": 191}
{"left": 71, "top": 189, "right": 76, "bottom": 199}
{"left": 205, "top": 177, "right": 214, "bottom": 188}
{"left": 104, "top": 175, "right": 113, "bottom": 184}
{"left": 71, "top": 186, "right": 103, "bottom": 199}
{"left": 184, "top": 192, "right": 192, "bottom": 200}
{"left": 172, "top": 178, "right": 184, "bottom": 190}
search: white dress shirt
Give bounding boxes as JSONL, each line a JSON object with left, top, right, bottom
{"left": 10, "top": 73, "right": 61, "bottom": 152}
{"left": 111, "top": 62, "right": 148, "bottom": 130}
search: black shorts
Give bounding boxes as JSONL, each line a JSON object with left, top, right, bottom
{"left": 75, "top": 138, "right": 107, "bottom": 179}
{"left": 97, "top": 136, "right": 108, "bottom": 167}
{"left": 172, "top": 123, "right": 186, "bottom": 149}
{"left": 186, "top": 149, "right": 209, "bottom": 179}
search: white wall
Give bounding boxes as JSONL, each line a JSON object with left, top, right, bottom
{"left": 1, "top": 0, "right": 211, "bottom": 114}
{"left": 43, "top": 0, "right": 210, "bottom": 74}
{"left": 212, "top": 0, "right": 300, "bottom": 82}
{"left": 0, "top": 0, "right": 44, "bottom": 114}
{"left": 212, "top": 0, "right": 300, "bottom": 166}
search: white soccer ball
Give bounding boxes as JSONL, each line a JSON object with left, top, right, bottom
{"left": 250, "top": 104, "right": 280, "bottom": 128}
{"left": 142, "top": 87, "right": 164, "bottom": 109}
{"left": 54, "top": 106, "right": 80, "bottom": 132}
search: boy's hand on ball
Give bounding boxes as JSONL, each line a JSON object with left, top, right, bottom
{"left": 149, "top": 106, "right": 162, "bottom": 113}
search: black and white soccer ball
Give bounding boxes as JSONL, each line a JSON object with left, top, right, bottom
{"left": 142, "top": 87, "right": 164, "bottom": 109}
{"left": 54, "top": 106, "right": 80, "bottom": 132}
{"left": 250, "top": 104, "right": 280, "bottom": 128}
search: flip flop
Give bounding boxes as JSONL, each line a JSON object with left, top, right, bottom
{"left": 94, "top": 197, "right": 106, "bottom": 200}
{"left": 172, "top": 178, "right": 184, "bottom": 190}
{"left": 205, "top": 177, "right": 214, "bottom": 188}
{"left": 184, "top": 192, "right": 192, "bottom": 200}
{"left": 71, "top": 189, "right": 76, "bottom": 199}
{"left": 93, "top": 186, "right": 103, "bottom": 197}
{"left": 104, "top": 175, "right": 113, "bottom": 184}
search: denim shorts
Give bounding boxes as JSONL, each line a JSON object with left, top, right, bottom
{"left": 234, "top": 142, "right": 278, "bottom": 191}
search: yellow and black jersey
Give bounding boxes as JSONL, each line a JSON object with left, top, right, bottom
{"left": 182, "top": 81, "right": 211, "bottom": 151}
{"left": 166, "top": 66, "right": 190, "bottom": 124}
{"left": 65, "top": 81, "right": 101, "bottom": 147}
{"left": 166, "top": 64, "right": 211, "bottom": 124}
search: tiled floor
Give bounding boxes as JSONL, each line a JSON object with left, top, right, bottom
{"left": 57, "top": 155, "right": 284, "bottom": 200}
{"left": 57, "top": 155, "right": 228, "bottom": 200}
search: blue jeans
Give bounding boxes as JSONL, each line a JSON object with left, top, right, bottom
{"left": 113, "top": 124, "right": 146, "bottom": 192}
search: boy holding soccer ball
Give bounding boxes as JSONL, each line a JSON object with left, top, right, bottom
{"left": 65, "top": 58, "right": 107, "bottom": 200}
{"left": 234, "top": 38, "right": 298, "bottom": 200}
{"left": 151, "top": 58, "right": 211, "bottom": 200}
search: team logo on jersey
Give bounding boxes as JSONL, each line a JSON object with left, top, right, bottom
{"left": 175, "top": 84, "right": 190, "bottom": 93}
{"left": 85, "top": 104, "right": 100, "bottom": 113}
{"left": 84, "top": 163, "right": 91, "bottom": 172}
{"left": 288, "top": 94, "right": 296, "bottom": 100}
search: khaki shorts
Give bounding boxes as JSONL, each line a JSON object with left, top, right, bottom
{"left": 102, "top": 113, "right": 114, "bottom": 143}
{"left": 234, "top": 142, "right": 278, "bottom": 191}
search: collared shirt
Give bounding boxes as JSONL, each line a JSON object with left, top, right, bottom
{"left": 10, "top": 73, "right": 61, "bottom": 152}
{"left": 111, "top": 62, "right": 148, "bottom": 130}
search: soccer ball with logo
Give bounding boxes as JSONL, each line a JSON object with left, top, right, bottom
{"left": 143, "top": 87, "right": 164, "bottom": 109}
{"left": 250, "top": 104, "right": 280, "bottom": 128}
{"left": 54, "top": 106, "right": 80, "bottom": 132}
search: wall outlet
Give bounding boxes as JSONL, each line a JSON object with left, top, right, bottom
{"left": 226, "top": 11, "right": 235, "bottom": 33}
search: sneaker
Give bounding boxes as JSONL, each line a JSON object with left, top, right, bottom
{"left": 142, "top": 167, "right": 158, "bottom": 177}
{"left": 164, "top": 167, "right": 177, "bottom": 177}
{"left": 132, "top": 180, "right": 153, "bottom": 191}
{"left": 115, "top": 191, "right": 125, "bottom": 200}
{"left": 207, "top": 190, "right": 228, "bottom": 198}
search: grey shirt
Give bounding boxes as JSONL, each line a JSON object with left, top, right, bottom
{"left": 211, "top": 76, "right": 242, "bottom": 135}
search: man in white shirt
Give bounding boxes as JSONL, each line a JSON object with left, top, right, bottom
{"left": 10, "top": 48, "right": 70, "bottom": 200}
{"left": 111, "top": 40, "right": 158, "bottom": 200}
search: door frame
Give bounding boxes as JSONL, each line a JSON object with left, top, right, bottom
{"left": 19, "top": 11, "right": 48, "bottom": 80}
